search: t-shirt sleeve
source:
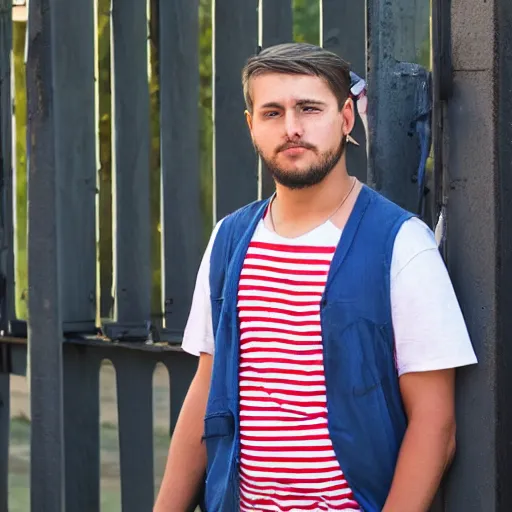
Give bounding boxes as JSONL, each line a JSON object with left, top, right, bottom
{"left": 181, "top": 220, "right": 223, "bottom": 356}
{"left": 390, "top": 217, "right": 478, "bottom": 376}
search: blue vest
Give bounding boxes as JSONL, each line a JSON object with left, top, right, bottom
{"left": 203, "top": 185, "right": 414, "bottom": 511}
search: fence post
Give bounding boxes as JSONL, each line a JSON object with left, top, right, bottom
{"left": 258, "top": 0, "right": 293, "bottom": 199}
{"left": 62, "top": 345, "right": 100, "bottom": 512}
{"left": 0, "top": 2, "right": 12, "bottom": 509}
{"left": 51, "top": 0, "right": 97, "bottom": 334}
{"left": 115, "top": 354, "right": 155, "bottom": 512}
{"left": 0, "top": 0, "right": 15, "bottom": 333}
{"left": 159, "top": 0, "right": 202, "bottom": 339}
{"left": 366, "top": 0, "right": 431, "bottom": 213}
{"left": 0, "top": 371, "right": 7, "bottom": 512}
{"left": 26, "top": 0, "right": 65, "bottom": 510}
{"left": 440, "top": 1, "right": 512, "bottom": 510}
{"left": 107, "top": 0, "right": 151, "bottom": 340}
{"left": 213, "top": 0, "right": 259, "bottom": 221}
{"left": 321, "top": 0, "right": 367, "bottom": 183}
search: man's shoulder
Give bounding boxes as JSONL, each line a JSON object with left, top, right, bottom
{"left": 360, "top": 186, "right": 416, "bottom": 245}
{"left": 366, "top": 186, "right": 413, "bottom": 219}
{"left": 208, "top": 198, "right": 269, "bottom": 297}
{"left": 215, "top": 198, "right": 269, "bottom": 239}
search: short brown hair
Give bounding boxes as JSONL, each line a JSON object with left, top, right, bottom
{"left": 242, "top": 43, "right": 351, "bottom": 113}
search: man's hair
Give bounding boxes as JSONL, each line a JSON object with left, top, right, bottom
{"left": 242, "top": 43, "right": 352, "bottom": 113}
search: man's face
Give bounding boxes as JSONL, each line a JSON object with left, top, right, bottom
{"left": 246, "top": 73, "right": 355, "bottom": 190}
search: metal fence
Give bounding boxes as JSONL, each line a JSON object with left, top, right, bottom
{"left": 0, "top": 0, "right": 454, "bottom": 511}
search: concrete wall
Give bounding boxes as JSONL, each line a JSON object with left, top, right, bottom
{"left": 443, "top": 0, "right": 512, "bottom": 510}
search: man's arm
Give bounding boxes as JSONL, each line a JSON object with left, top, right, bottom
{"left": 382, "top": 368, "right": 456, "bottom": 512}
{"left": 154, "top": 353, "right": 212, "bottom": 512}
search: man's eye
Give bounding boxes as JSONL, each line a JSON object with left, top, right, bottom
{"left": 263, "top": 111, "right": 279, "bottom": 118}
{"left": 302, "top": 106, "right": 320, "bottom": 113}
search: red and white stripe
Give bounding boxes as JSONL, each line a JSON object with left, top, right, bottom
{"left": 237, "top": 238, "right": 360, "bottom": 511}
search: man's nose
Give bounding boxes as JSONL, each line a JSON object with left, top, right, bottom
{"left": 284, "top": 110, "right": 303, "bottom": 139}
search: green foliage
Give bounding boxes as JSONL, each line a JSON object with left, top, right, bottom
{"left": 97, "top": 0, "right": 113, "bottom": 318}
{"left": 199, "top": 0, "right": 213, "bottom": 245}
{"left": 417, "top": 25, "right": 432, "bottom": 70}
{"left": 13, "top": 21, "right": 27, "bottom": 320}
{"left": 293, "top": 0, "right": 320, "bottom": 44}
{"left": 148, "top": 0, "right": 162, "bottom": 318}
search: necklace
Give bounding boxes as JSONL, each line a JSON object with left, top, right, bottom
{"left": 268, "top": 177, "right": 358, "bottom": 235}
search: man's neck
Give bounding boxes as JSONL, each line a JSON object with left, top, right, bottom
{"left": 269, "top": 162, "right": 356, "bottom": 238}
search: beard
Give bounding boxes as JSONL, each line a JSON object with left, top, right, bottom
{"left": 256, "top": 136, "right": 346, "bottom": 190}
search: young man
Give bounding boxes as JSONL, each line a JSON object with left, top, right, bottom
{"left": 154, "top": 43, "right": 477, "bottom": 512}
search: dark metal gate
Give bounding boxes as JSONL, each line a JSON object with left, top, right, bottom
{"left": 0, "top": 0, "right": 511, "bottom": 511}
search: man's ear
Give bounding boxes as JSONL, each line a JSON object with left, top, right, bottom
{"left": 342, "top": 98, "right": 356, "bottom": 135}
{"left": 245, "top": 109, "right": 253, "bottom": 132}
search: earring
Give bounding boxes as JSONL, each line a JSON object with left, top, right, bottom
{"left": 347, "top": 134, "right": 360, "bottom": 146}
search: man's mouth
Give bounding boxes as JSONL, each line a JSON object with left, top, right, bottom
{"left": 278, "top": 143, "right": 314, "bottom": 155}
{"left": 282, "top": 146, "right": 308, "bottom": 156}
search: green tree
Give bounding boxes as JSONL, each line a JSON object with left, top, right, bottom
{"left": 293, "top": 0, "right": 320, "bottom": 44}
{"left": 13, "top": 21, "right": 27, "bottom": 319}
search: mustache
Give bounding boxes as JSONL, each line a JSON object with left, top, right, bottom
{"left": 276, "top": 141, "right": 316, "bottom": 153}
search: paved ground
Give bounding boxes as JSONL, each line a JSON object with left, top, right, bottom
{"left": 8, "top": 361, "right": 172, "bottom": 511}
{"left": 9, "top": 360, "right": 171, "bottom": 428}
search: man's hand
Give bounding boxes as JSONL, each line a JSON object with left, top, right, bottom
{"left": 382, "top": 368, "right": 456, "bottom": 512}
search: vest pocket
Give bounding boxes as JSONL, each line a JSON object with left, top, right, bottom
{"left": 323, "top": 303, "right": 394, "bottom": 396}
{"left": 203, "top": 411, "right": 234, "bottom": 440}
{"left": 345, "top": 319, "right": 389, "bottom": 396}
{"left": 323, "top": 303, "right": 405, "bottom": 508}
{"left": 203, "top": 412, "right": 236, "bottom": 509}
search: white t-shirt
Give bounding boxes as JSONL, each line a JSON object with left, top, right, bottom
{"left": 182, "top": 216, "right": 477, "bottom": 376}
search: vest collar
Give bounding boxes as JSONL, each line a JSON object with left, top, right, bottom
{"left": 325, "top": 184, "right": 374, "bottom": 292}
{"left": 223, "top": 185, "right": 375, "bottom": 303}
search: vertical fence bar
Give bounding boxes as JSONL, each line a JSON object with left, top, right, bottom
{"left": 115, "top": 354, "right": 155, "bottom": 512}
{"left": 63, "top": 345, "right": 100, "bottom": 512}
{"left": 27, "top": 0, "right": 65, "bottom": 509}
{"left": 52, "top": 0, "right": 97, "bottom": 333}
{"left": 213, "top": 0, "right": 259, "bottom": 221}
{"left": 321, "top": 0, "right": 367, "bottom": 183}
{"left": 0, "top": 0, "right": 15, "bottom": 334}
{"left": 431, "top": 0, "right": 450, "bottom": 240}
{"left": 109, "top": 0, "right": 151, "bottom": 338}
{"left": 0, "top": 3, "right": 12, "bottom": 509}
{"left": 258, "top": 0, "right": 293, "bottom": 199}
{"left": 260, "top": 0, "right": 293, "bottom": 47}
{"left": 366, "top": 0, "right": 429, "bottom": 211}
{"left": 167, "top": 350, "right": 197, "bottom": 434}
{"left": 0, "top": 372, "right": 8, "bottom": 512}
{"left": 159, "top": 0, "right": 202, "bottom": 338}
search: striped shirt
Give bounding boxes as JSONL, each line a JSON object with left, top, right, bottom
{"left": 183, "top": 213, "right": 478, "bottom": 509}
{"left": 237, "top": 223, "right": 361, "bottom": 511}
